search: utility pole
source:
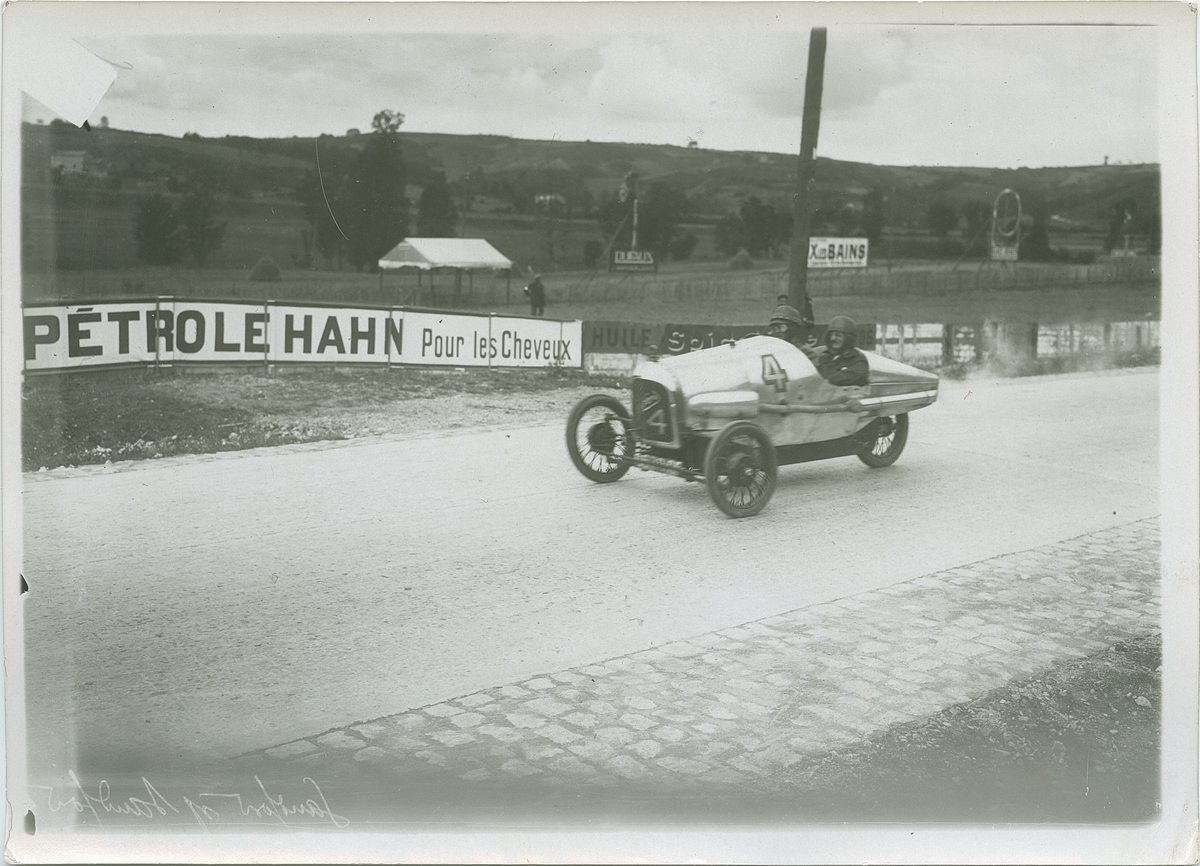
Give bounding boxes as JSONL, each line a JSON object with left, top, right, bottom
{"left": 787, "top": 27, "right": 827, "bottom": 314}
{"left": 628, "top": 172, "right": 640, "bottom": 251}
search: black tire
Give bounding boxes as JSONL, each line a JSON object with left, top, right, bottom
{"left": 566, "top": 394, "right": 633, "bottom": 483}
{"left": 857, "top": 413, "right": 909, "bottom": 468}
{"left": 703, "top": 421, "right": 778, "bottom": 518}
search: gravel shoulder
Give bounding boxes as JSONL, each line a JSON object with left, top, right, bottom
{"left": 21, "top": 367, "right": 624, "bottom": 471}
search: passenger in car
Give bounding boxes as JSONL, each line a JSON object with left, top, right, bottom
{"left": 802, "top": 316, "right": 870, "bottom": 387}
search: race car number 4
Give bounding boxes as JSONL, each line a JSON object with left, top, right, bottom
{"left": 761, "top": 354, "right": 789, "bottom": 393}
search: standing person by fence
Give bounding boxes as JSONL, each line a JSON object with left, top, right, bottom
{"left": 525, "top": 274, "right": 546, "bottom": 317}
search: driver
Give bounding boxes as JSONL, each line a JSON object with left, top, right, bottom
{"left": 767, "top": 303, "right": 815, "bottom": 350}
{"left": 804, "top": 316, "right": 870, "bottom": 387}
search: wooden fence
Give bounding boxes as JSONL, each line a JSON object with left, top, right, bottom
{"left": 560, "top": 258, "right": 1160, "bottom": 304}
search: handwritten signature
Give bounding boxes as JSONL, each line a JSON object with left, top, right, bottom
{"left": 35, "top": 771, "right": 349, "bottom": 829}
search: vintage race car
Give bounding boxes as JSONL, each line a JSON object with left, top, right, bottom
{"left": 566, "top": 335, "right": 938, "bottom": 517}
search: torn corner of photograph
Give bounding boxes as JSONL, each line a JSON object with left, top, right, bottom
{"left": 7, "top": 26, "right": 116, "bottom": 127}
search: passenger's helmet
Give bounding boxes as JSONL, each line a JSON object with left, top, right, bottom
{"left": 826, "top": 315, "right": 858, "bottom": 347}
{"left": 770, "top": 304, "right": 806, "bottom": 328}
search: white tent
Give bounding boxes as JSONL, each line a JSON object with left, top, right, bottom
{"left": 378, "top": 238, "right": 512, "bottom": 272}
{"left": 377, "top": 238, "right": 515, "bottom": 305}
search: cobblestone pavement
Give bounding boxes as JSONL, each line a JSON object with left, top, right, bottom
{"left": 241, "top": 518, "right": 1159, "bottom": 794}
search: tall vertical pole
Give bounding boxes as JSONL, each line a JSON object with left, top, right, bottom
{"left": 787, "top": 27, "right": 827, "bottom": 314}
{"left": 630, "top": 173, "right": 640, "bottom": 252}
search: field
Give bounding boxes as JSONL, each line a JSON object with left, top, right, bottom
{"left": 22, "top": 258, "right": 1160, "bottom": 328}
{"left": 535, "top": 285, "right": 1160, "bottom": 326}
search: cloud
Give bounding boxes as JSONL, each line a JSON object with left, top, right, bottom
{"left": 816, "top": 26, "right": 1157, "bottom": 166}
{"left": 587, "top": 38, "right": 733, "bottom": 124}
{"left": 56, "top": 23, "right": 1159, "bottom": 167}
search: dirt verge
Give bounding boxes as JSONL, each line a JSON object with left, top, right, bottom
{"left": 776, "top": 632, "right": 1161, "bottom": 822}
{"left": 22, "top": 367, "right": 623, "bottom": 471}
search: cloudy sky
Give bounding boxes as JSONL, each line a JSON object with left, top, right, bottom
{"left": 24, "top": 9, "right": 1160, "bottom": 169}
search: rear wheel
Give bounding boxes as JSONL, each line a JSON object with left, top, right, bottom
{"left": 857, "top": 413, "right": 909, "bottom": 468}
{"left": 566, "top": 395, "right": 633, "bottom": 483}
{"left": 704, "top": 421, "right": 777, "bottom": 518}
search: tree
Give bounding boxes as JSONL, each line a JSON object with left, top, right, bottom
{"left": 636, "top": 181, "right": 692, "bottom": 258}
{"left": 834, "top": 201, "right": 859, "bottom": 236}
{"left": 668, "top": 231, "right": 698, "bottom": 261}
{"left": 926, "top": 200, "right": 958, "bottom": 237}
{"left": 1019, "top": 211, "right": 1053, "bottom": 262}
{"left": 596, "top": 180, "right": 692, "bottom": 260}
{"left": 582, "top": 239, "right": 603, "bottom": 270}
{"left": 961, "top": 199, "right": 992, "bottom": 255}
{"left": 1103, "top": 196, "right": 1138, "bottom": 252}
{"left": 597, "top": 192, "right": 633, "bottom": 249}
{"left": 372, "top": 110, "right": 404, "bottom": 135}
{"left": 345, "top": 110, "right": 409, "bottom": 270}
{"left": 738, "top": 197, "right": 790, "bottom": 257}
{"left": 861, "top": 187, "right": 885, "bottom": 248}
{"left": 134, "top": 194, "right": 183, "bottom": 265}
{"left": 177, "top": 186, "right": 227, "bottom": 266}
{"left": 713, "top": 212, "right": 745, "bottom": 257}
{"left": 416, "top": 172, "right": 459, "bottom": 236}
{"left": 1014, "top": 192, "right": 1053, "bottom": 262}
{"left": 960, "top": 200, "right": 988, "bottom": 242}
{"left": 168, "top": 154, "right": 223, "bottom": 195}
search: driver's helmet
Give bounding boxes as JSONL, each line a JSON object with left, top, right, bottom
{"left": 770, "top": 304, "right": 806, "bottom": 328}
{"left": 826, "top": 315, "right": 858, "bottom": 348}
{"left": 768, "top": 304, "right": 806, "bottom": 344}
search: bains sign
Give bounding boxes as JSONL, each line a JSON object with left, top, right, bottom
{"left": 808, "top": 237, "right": 869, "bottom": 268}
{"left": 22, "top": 300, "right": 582, "bottom": 372}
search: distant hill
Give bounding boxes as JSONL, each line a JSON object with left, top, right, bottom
{"left": 22, "top": 120, "right": 1160, "bottom": 274}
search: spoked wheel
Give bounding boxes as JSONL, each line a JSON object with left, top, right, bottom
{"left": 703, "top": 421, "right": 777, "bottom": 518}
{"left": 857, "top": 413, "right": 909, "bottom": 468}
{"left": 566, "top": 394, "right": 633, "bottom": 483}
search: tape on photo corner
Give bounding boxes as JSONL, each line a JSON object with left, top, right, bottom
{"left": 9, "top": 31, "right": 116, "bottom": 126}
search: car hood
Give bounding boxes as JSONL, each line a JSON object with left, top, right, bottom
{"left": 635, "top": 335, "right": 938, "bottom": 396}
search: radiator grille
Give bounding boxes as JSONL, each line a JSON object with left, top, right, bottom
{"left": 632, "top": 378, "right": 675, "bottom": 444}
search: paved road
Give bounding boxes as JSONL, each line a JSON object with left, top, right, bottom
{"left": 20, "top": 368, "right": 1158, "bottom": 780}
{"left": 237, "top": 517, "right": 1158, "bottom": 825}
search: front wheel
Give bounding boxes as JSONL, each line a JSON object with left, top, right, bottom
{"left": 704, "top": 421, "right": 778, "bottom": 518}
{"left": 566, "top": 394, "right": 633, "bottom": 483}
{"left": 857, "top": 413, "right": 909, "bottom": 468}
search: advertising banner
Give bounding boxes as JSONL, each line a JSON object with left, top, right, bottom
{"left": 808, "top": 237, "right": 869, "bottom": 268}
{"left": 581, "top": 322, "right": 763, "bottom": 356}
{"left": 659, "top": 323, "right": 767, "bottom": 355}
{"left": 582, "top": 322, "right": 664, "bottom": 354}
{"left": 265, "top": 304, "right": 404, "bottom": 364}
{"left": 582, "top": 322, "right": 876, "bottom": 357}
{"left": 399, "top": 310, "right": 580, "bottom": 368}
{"left": 23, "top": 301, "right": 581, "bottom": 371}
{"left": 610, "top": 250, "right": 657, "bottom": 272}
